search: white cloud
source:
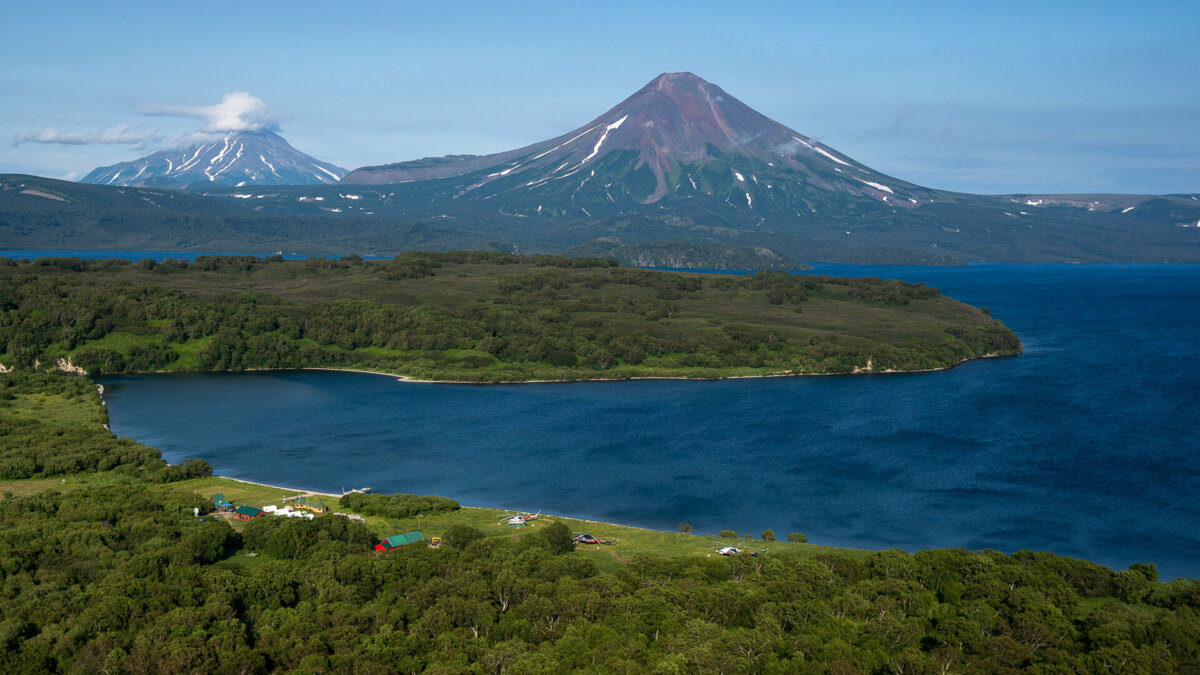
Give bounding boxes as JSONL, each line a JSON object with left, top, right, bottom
{"left": 139, "top": 92, "right": 283, "bottom": 132}
{"left": 12, "top": 125, "right": 160, "bottom": 149}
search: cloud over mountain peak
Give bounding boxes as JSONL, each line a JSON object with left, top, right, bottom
{"left": 139, "top": 92, "right": 283, "bottom": 133}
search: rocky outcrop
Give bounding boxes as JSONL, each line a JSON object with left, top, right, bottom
{"left": 54, "top": 358, "right": 87, "bottom": 376}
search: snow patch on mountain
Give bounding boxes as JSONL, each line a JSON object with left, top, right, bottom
{"left": 815, "top": 146, "right": 852, "bottom": 167}
{"left": 581, "top": 115, "right": 629, "bottom": 165}
{"left": 855, "top": 178, "right": 894, "bottom": 194}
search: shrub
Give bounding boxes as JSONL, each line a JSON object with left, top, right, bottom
{"left": 147, "top": 458, "right": 212, "bottom": 483}
{"left": 339, "top": 491, "right": 459, "bottom": 518}
{"left": 442, "top": 525, "right": 485, "bottom": 550}
{"left": 539, "top": 521, "right": 575, "bottom": 555}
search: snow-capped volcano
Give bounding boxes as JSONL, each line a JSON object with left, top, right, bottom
{"left": 81, "top": 130, "right": 346, "bottom": 189}
{"left": 341, "top": 72, "right": 935, "bottom": 213}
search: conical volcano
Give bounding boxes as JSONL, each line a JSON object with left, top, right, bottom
{"left": 341, "top": 72, "right": 936, "bottom": 214}
{"left": 82, "top": 130, "right": 347, "bottom": 189}
{"left": 327, "top": 72, "right": 1200, "bottom": 264}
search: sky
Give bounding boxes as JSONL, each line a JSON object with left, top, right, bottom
{"left": 2, "top": 0, "right": 1197, "bottom": 195}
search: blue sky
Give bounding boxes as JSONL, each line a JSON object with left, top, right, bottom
{"left": 2, "top": 0, "right": 1196, "bottom": 195}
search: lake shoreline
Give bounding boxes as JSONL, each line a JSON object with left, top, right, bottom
{"left": 95, "top": 354, "right": 1015, "bottom": 538}
{"left": 212, "top": 473, "right": 672, "bottom": 535}
{"left": 292, "top": 353, "right": 1016, "bottom": 385}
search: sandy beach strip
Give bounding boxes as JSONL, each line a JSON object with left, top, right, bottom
{"left": 216, "top": 474, "right": 341, "bottom": 499}
{"left": 208, "top": 473, "right": 636, "bottom": 529}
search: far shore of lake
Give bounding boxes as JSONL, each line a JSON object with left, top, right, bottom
{"left": 291, "top": 353, "right": 1013, "bottom": 386}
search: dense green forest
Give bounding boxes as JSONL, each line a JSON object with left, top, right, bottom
{"left": 0, "top": 252, "right": 1019, "bottom": 382}
{"left": 1, "top": 372, "right": 1198, "bottom": 672}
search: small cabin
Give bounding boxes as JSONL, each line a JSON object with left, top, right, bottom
{"left": 375, "top": 531, "right": 426, "bottom": 552}
{"left": 234, "top": 505, "right": 264, "bottom": 521}
{"left": 211, "top": 493, "right": 234, "bottom": 511}
{"left": 294, "top": 496, "right": 329, "bottom": 514}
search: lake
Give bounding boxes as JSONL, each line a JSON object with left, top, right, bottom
{"left": 97, "top": 263, "right": 1200, "bottom": 579}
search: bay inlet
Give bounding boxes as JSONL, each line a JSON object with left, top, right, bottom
{"left": 98, "top": 263, "right": 1200, "bottom": 579}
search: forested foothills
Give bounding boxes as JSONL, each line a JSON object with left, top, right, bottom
{"left": 0, "top": 373, "right": 210, "bottom": 482}
{"left": 0, "top": 252, "right": 1019, "bottom": 381}
{"left": 1, "top": 373, "right": 1199, "bottom": 672}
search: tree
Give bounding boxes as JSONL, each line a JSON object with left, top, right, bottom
{"left": 539, "top": 521, "right": 575, "bottom": 555}
{"left": 443, "top": 524, "right": 485, "bottom": 550}
{"left": 1129, "top": 562, "right": 1158, "bottom": 583}
{"left": 762, "top": 529, "right": 776, "bottom": 542}
{"left": 718, "top": 530, "right": 738, "bottom": 538}
{"left": 787, "top": 532, "right": 807, "bottom": 543}
{"left": 677, "top": 523, "right": 694, "bottom": 534}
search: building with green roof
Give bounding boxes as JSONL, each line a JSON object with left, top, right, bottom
{"left": 234, "top": 505, "right": 264, "bottom": 520}
{"left": 211, "top": 493, "right": 233, "bottom": 511}
{"left": 375, "top": 531, "right": 425, "bottom": 551}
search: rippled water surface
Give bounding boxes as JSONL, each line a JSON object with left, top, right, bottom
{"left": 99, "top": 264, "right": 1200, "bottom": 579}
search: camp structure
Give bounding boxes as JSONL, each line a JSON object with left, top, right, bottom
{"left": 260, "top": 505, "right": 314, "bottom": 520}
{"left": 573, "top": 533, "right": 613, "bottom": 545}
{"left": 234, "top": 505, "right": 265, "bottom": 521}
{"left": 211, "top": 493, "right": 233, "bottom": 511}
{"left": 375, "top": 531, "right": 426, "bottom": 552}
{"left": 293, "top": 496, "right": 329, "bottom": 514}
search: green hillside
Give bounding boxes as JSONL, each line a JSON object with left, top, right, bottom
{"left": 0, "top": 252, "right": 1019, "bottom": 381}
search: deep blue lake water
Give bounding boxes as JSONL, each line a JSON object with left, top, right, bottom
{"left": 97, "top": 263, "right": 1200, "bottom": 579}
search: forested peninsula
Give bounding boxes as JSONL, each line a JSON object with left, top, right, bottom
{"left": 0, "top": 252, "right": 1019, "bottom": 381}
{"left": 2, "top": 372, "right": 1199, "bottom": 672}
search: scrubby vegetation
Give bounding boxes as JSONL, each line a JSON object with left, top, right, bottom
{"left": 0, "top": 252, "right": 1019, "bottom": 381}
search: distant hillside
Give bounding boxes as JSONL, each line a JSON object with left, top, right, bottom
{"left": 0, "top": 175, "right": 963, "bottom": 264}
{"left": 562, "top": 239, "right": 806, "bottom": 270}
{"left": 0, "top": 174, "right": 474, "bottom": 254}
